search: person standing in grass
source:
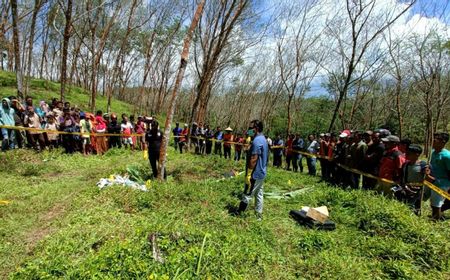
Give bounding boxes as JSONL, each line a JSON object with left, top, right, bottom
{"left": 306, "top": 134, "right": 320, "bottom": 176}
{"left": 107, "top": 114, "right": 122, "bottom": 149}
{"left": 234, "top": 133, "right": 244, "bottom": 161}
{"left": 172, "top": 122, "right": 182, "bottom": 151}
{"left": 362, "top": 130, "right": 384, "bottom": 190}
{"left": 376, "top": 135, "right": 404, "bottom": 196}
{"left": 79, "top": 113, "right": 92, "bottom": 155}
{"left": 395, "top": 144, "right": 430, "bottom": 215}
{"left": 214, "top": 126, "right": 223, "bottom": 157}
{"left": 135, "top": 116, "right": 147, "bottom": 151}
{"left": 272, "top": 134, "right": 284, "bottom": 168}
{"left": 10, "top": 97, "right": 26, "bottom": 149}
{"left": 24, "top": 106, "right": 46, "bottom": 151}
{"left": 94, "top": 111, "right": 108, "bottom": 155}
{"left": 120, "top": 114, "right": 134, "bottom": 150}
{"left": 0, "top": 97, "right": 16, "bottom": 151}
{"left": 293, "top": 133, "right": 305, "bottom": 173}
{"left": 178, "top": 124, "right": 189, "bottom": 154}
{"left": 350, "top": 131, "right": 368, "bottom": 189}
{"left": 146, "top": 120, "right": 164, "bottom": 178}
{"left": 285, "top": 134, "right": 295, "bottom": 171}
{"left": 238, "top": 120, "right": 269, "bottom": 220}
{"left": 45, "top": 114, "right": 59, "bottom": 149}
{"left": 429, "top": 132, "right": 450, "bottom": 221}
{"left": 223, "top": 127, "right": 233, "bottom": 159}
{"left": 205, "top": 124, "right": 213, "bottom": 155}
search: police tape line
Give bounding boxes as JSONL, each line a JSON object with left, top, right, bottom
{"left": 291, "top": 149, "right": 450, "bottom": 201}
{"left": 2, "top": 124, "right": 449, "bottom": 201}
{"left": 0, "top": 125, "right": 253, "bottom": 146}
{"left": 0, "top": 125, "right": 146, "bottom": 138}
{"left": 187, "top": 135, "right": 250, "bottom": 147}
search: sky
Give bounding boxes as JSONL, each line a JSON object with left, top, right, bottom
{"left": 250, "top": 0, "right": 450, "bottom": 98}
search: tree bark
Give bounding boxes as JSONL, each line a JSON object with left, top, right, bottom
{"left": 25, "top": 0, "right": 44, "bottom": 95}
{"left": 10, "top": 0, "right": 24, "bottom": 99}
{"left": 106, "top": 0, "right": 138, "bottom": 112}
{"left": 60, "top": 0, "right": 73, "bottom": 102}
{"left": 158, "top": 0, "right": 205, "bottom": 180}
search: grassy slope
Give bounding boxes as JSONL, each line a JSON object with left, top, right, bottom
{"left": 0, "top": 71, "right": 133, "bottom": 114}
{"left": 1, "top": 147, "right": 449, "bottom": 280}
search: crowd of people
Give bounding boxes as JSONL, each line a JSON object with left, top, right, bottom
{"left": 262, "top": 130, "right": 449, "bottom": 221}
{"left": 1, "top": 95, "right": 449, "bottom": 221}
{"left": 0, "top": 95, "right": 154, "bottom": 155}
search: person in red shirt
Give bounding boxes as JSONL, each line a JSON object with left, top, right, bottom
{"left": 178, "top": 124, "right": 189, "bottom": 154}
{"left": 285, "top": 134, "right": 295, "bottom": 171}
{"left": 234, "top": 133, "right": 244, "bottom": 161}
{"left": 223, "top": 127, "right": 234, "bottom": 159}
{"left": 377, "top": 135, "right": 405, "bottom": 196}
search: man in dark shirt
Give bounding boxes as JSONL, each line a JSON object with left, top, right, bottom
{"left": 292, "top": 134, "right": 305, "bottom": 172}
{"left": 172, "top": 122, "right": 182, "bottom": 151}
{"left": 272, "top": 135, "right": 284, "bottom": 168}
{"left": 362, "top": 131, "right": 385, "bottom": 189}
{"left": 204, "top": 124, "right": 213, "bottom": 155}
{"left": 107, "top": 114, "right": 122, "bottom": 149}
{"left": 146, "top": 120, "right": 163, "bottom": 178}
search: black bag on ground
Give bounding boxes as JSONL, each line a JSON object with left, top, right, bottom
{"left": 289, "top": 210, "right": 336, "bottom": 231}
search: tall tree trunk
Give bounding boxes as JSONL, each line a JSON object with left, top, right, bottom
{"left": 286, "top": 94, "right": 293, "bottom": 136}
{"left": 107, "top": 0, "right": 138, "bottom": 112}
{"left": 10, "top": 0, "right": 23, "bottom": 99}
{"left": 90, "top": 3, "right": 121, "bottom": 112}
{"left": 25, "top": 0, "right": 44, "bottom": 95}
{"left": 158, "top": 0, "right": 205, "bottom": 180}
{"left": 60, "top": 0, "right": 73, "bottom": 102}
{"left": 395, "top": 77, "right": 403, "bottom": 138}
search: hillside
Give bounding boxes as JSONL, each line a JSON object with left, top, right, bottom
{"left": 1, "top": 148, "right": 450, "bottom": 279}
{"left": 0, "top": 71, "right": 133, "bottom": 114}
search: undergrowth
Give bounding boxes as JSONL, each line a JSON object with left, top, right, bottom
{"left": 1, "top": 147, "right": 449, "bottom": 279}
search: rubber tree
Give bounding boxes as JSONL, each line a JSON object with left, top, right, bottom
{"left": 157, "top": 0, "right": 206, "bottom": 180}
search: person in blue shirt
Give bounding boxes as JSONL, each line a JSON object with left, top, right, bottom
{"left": 237, "top": 120, "right": 269, "bottom": 220}
{"left": 293, "top": 133, "right": 305, "bottom": 172}
{"left": 214, "top": 126, "right": 223, "bottom": 157}
{"left": 306, "top": 134, "right": 320, "bottom": 176}
{"left": 429, "top": 132, "right": 450, "bottom": 221}
{"left": 172, "top": 122, "right": 182, "bottom": 150}
{"left": 272, "top": 134, "right": 284, "bottom": 168}
{"left": 0, "top": 98, "right": 16, "bottom": 151}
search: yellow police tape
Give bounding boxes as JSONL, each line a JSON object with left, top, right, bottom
{"left": 2, "top": 125, "right": 449, "bottom": 201}
{"left": 0, "top": 200, "right": 11, "bottom": 205}
{"left": 0, "top": 125, "right": 145, "bottom": 137}
{"left": 290, "top": 149, "right": 450, "bottom": 201}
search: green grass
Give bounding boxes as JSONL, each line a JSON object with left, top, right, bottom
{"left": 0, "top": 71, "right": 133, "bottom": 114}
{"left": 1, "top": 147, "right": 450, "bottom": 279}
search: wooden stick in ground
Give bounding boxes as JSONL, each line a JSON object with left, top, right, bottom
{"left": 157, "top": 0, "right": 206, "bottom": 180}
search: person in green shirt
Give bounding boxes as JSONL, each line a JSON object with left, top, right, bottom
{"left": 429, "top": 132, "right": 450, "bottom": 221}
